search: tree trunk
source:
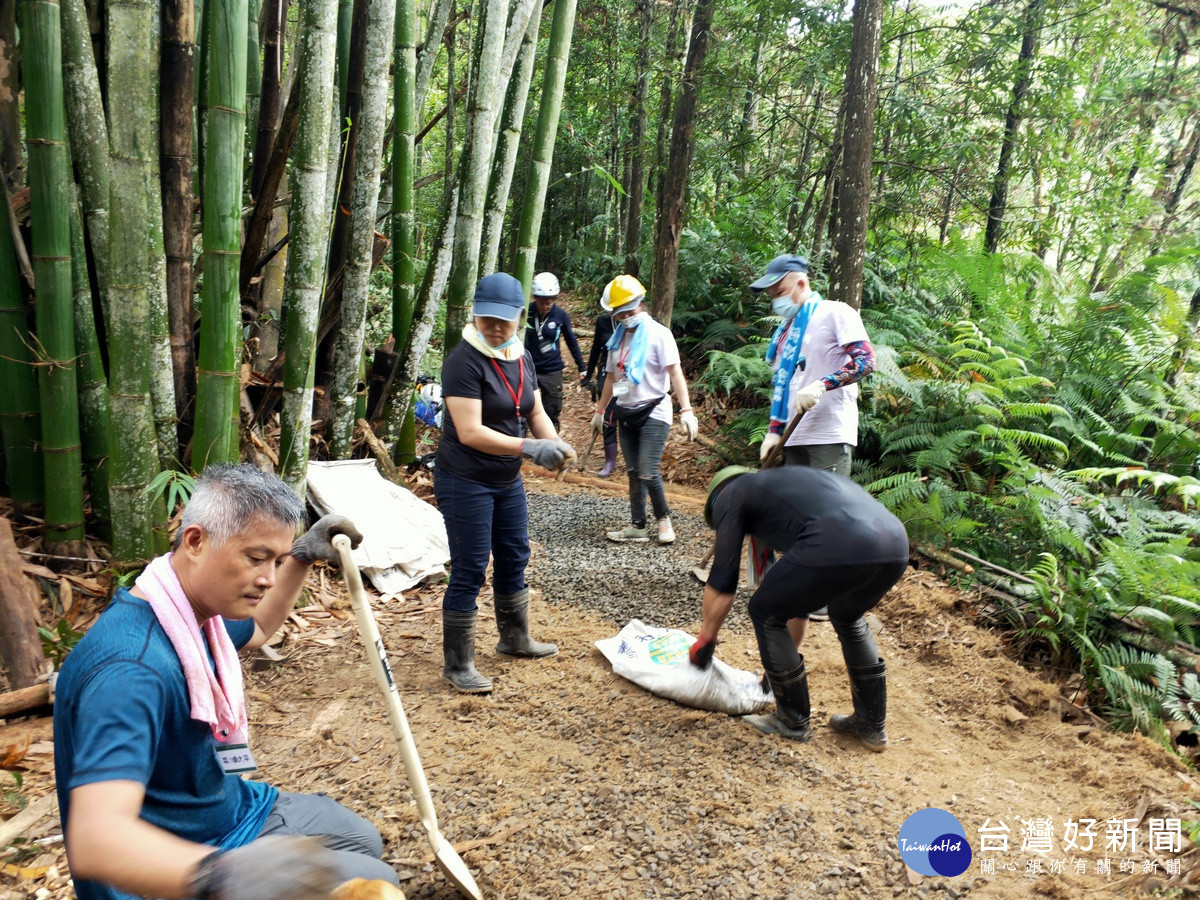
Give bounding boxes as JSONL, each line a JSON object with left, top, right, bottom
{"left": 162, "top": 0, "right": 198, "bottom": 455}
{"left": 330, "top": 0, "right": 397, "bottom": 456}
{"left": 61, "top": 0, "right": 111, "bottom": 302}
{"left": 443, "top": 0, "right": 516, "bottom": 352}
{"left": 0, "top": 518, "right": 47, "bottom": 689}
{"left": 648, "top": 0, "right": 714, "bottom": 329}
{"left": 70, "top": 191, "right": 112, "bottom": 536}
{"left": 25, "top": 0, "right": 85, "bottom": 549}
{"left": 252, "top": 207, "right": 287, "bottom": 370}
{"left": 0, "top": 186, "right": 43, "bottom": 509}
{"left": 388, "top": 0, "right": 417, "bottom": 461}
{"left": 245, "top": 0, "right": 262, "bottom": 170}
{"left": 278, "top": 0, "right": 337, "bottom": 493}
{"left": 983, "top": 0, "right": 1042, "bottom": 255}
{"left": 622, "top": 0, "right": 652, "bottom": 276}
{"left": 479, "top": 3, "right": 542, "bottom": 279}
{"left": 251, "top": 0, "right": 288, "bottom": 197}
{"left": 826, "top": 0, "right": 884, "bottom": 312}
{"left": 512, "top": 0, "right": 577, "bottom": 292}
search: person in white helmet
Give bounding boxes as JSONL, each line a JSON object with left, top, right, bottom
{"left": 524, "top": 271, "right": 585, "bottom": 432}
{"left": 591, "top": 274, "right": 699, "bottom": 545}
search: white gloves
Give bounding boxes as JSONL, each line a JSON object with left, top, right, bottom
{"left": 759, "top": 432, "right": 782, "bottom": 462}
{"left": 680, "top": 410, "right": 698, "bottom": 441}
{"left": 794, "top": 380, "right": 826, "bottom": 412}
{"left": 591, "top": 412, "right": 604, "bottom": 434}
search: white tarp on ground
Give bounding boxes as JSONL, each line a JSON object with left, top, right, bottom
{"left": 595, "top": 619, "right": 774, "bottom": 716}
{"left": 305, "top": 459, "right": 449, "bottom": 595}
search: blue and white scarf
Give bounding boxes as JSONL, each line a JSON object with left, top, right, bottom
{"left": 765, "top": 298, "right": 819, "bottom": 423}
{"left": 605, "top": 321, "right": 650, "bottom": 384}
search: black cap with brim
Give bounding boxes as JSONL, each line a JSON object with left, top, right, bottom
{"left": 749, "top": 254, "right": 809, "bottom": 293}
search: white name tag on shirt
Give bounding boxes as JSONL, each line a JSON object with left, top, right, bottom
{"left": 613, "top": 380, "right": 631, "bottom": 398}
{"left": 216, "top": 743, "right": 259, "bottom": 773}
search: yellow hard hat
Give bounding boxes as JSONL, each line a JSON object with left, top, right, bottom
{"left": 600, "top": 275, "right": 647, "bottom": 312}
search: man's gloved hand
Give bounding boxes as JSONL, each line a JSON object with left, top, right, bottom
{"left": 190, "top": 836, "right": 340, "bottom": 899}
{"left": 590, "top": 412, "right": 604, "bottom": 434}
{"left": 759, "top": 432, "right": 782, "bottom": 463}
{"left": 522, "top": 438, "right": 575, "bottom": 472}
{"left": 689, "top": 634, "right": 717, "bottom": 670}
{"left": 794, "top": 380, "right": 826, "bottom": 412}
{"left": 680, "top": 411, "right": 699, "bottom": 441}
{"left": 581, "top": 378, "right": 598, "bottom": 402}
{"left": 291, "top": 514, "right": 363, "bottom": 565}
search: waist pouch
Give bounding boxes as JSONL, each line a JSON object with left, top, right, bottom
{"left": 614, "top": 396, "right": 664, "bottom": 430}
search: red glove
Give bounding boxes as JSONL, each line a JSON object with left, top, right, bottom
{"left": 689, "top": 634, "right": 717, "bottom": 670}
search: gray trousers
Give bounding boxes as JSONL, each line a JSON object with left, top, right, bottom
{"left": 783, "top": 442, "right": 852, "bottom": 476}
{"left": 258, "top": 791, "right": 401, "bottom": 886}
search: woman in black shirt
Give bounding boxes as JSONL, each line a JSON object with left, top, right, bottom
{"left": 434, "top": 273, "right": 576, "bottom": 693}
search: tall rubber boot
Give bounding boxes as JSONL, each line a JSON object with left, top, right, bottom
{"left": 829, "top": 659, "right": 887, "bottom": 751}
{"left": 598, "top": 443, "right": 618, "bottom": 478}
{"left": 742, "top": 658, "right": 811, "bottom": 742}
{"left": 442, "top": 609, "right": 493, "bottom": 693}
{"left": 494, "top": 588, "right": 558, "bottom": 658}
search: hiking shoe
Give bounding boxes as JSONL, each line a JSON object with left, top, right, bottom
{"left": 656, "top": 517, "right": 676, "bottom": 544}
{"left": 809, "top": 606, "right": 830, "bottom": 622}
{"left": 607, "top": 524, "right": 650, "bottom": 542}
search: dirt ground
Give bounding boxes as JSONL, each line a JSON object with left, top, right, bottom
{"left": 4, "top": 382, "right": 1200, "bottom": 898}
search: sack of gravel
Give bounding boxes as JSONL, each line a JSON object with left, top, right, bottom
{"left": 595, "top": 619, "right": 774, "bottom": 716}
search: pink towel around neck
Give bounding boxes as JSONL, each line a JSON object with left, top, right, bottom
{"left": 135, "top": 553, "right": 248, "bottom": 743}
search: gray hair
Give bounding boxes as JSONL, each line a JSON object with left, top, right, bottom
{"left": 173, "top": 464, "right": 306, "bottom": 550}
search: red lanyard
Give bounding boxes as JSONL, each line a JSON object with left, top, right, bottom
{"left": 617, "top": 332, "right": 632, "bottom": 375}
{"left": 489, "top": 358, "right": 525, "bottom": 420}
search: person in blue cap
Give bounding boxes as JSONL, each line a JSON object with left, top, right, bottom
{"left": 749, "top": 253, "right": 878, "bottom": 623}
{"left": 435, "top": 272, "right": 577, "bottom": 693}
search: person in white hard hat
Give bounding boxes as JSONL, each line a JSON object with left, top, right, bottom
{"left": 591, "top": 274, "right": 699, "bottom": 545}
{"left": 524, "top": 271, "right": 585, "bottom": 432}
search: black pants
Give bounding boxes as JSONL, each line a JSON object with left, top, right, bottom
{"left": 537, "top": 369, "right": 564, "bottom": 430}
{"left": 749, "top": 556, "right": 907, "bottom": 673}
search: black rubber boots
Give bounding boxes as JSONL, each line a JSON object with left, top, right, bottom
{"left": 442, "top": 609, "right": 493, "bottom": 694}
{"left": 494, "top": 588, "right": 558, "bottom": 658}
{"left": 829, "top": 659, "right": 888, "bottom": 751}
{"left": 743, "top": 658, "right": 812, "bottom": 742}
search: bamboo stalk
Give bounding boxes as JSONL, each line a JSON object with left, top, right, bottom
{"left": 69, "top": 192, "right": 112, "bottom": 536}
{"left": 106, "top": 0, "right": 165, "bottom": 562}
{"left": 24, "top": 0, "right": 85, "bottom": 547}
{"left": 329, "top": 0, "right": 398, "bottom": 457}
{"left": 512, "top": 0, "right": 577, "bottom": 291}
{"left": 278, "top": 0, "right": 338, "bottom": 493}
{"left": 0, "top": 185, "right": 44, "bottom": 509}
{"left": 478, "top": 2, "right": 542, "bottom": 278}
{"left": 193, "top": 0, "right": 250, "bottom": 469}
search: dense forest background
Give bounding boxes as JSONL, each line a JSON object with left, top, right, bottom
{"left": 1, "top": 0, "right": 1199, "bottom": 737}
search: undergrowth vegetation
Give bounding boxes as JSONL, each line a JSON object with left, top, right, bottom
{"left": 695, "top": 240, "right": 1200, "bottom": 747}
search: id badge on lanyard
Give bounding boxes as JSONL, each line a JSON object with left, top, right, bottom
{"left": 216, "top": 738, "right": 259, "bottom": 773}
{"left": 489, "top": 358, "right": 526, "bottom": 435}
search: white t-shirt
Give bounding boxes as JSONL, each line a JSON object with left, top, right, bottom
{"left": 775, "top": 300, "right": 869, "bottom": 446}
{"left": 607, "top": 318, "right": 679, "bottom": 426}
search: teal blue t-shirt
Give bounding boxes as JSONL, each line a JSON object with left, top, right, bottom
{"left": 53, "top": 589, "right": 277, "bottom": 899}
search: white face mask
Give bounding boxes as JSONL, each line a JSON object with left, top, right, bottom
{"left": 623, "top": 312, "right": 649, "bottom": 329}
{"left": 772, "top": 296, "right": 800, "bottom": 319}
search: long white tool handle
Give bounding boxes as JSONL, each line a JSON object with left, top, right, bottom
{"left": 332, "top": 536, "right": 443, "bottom": 843}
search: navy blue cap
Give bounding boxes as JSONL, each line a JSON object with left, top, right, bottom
{"left": 749, "top": 254, "right": 809, "bottom": 292}
{"left": 473, "top": 272, "right": 525, "bottom": 321}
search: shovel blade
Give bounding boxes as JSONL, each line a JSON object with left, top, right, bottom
{"left": 691, "top": 565, "right": 710, "bottom": 583}
{"left": 434, "top": 841, "right": 483, "bottom": 900}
